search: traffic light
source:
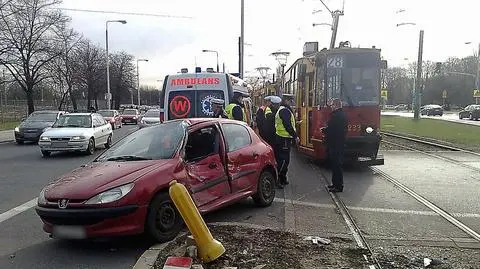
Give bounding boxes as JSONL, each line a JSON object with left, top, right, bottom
{"left": 435, "top": 62, "right": 442, "bottom": 74}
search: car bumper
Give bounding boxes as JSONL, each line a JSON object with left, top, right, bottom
{"left": 15, "top": 132, "right": 42, "bottom": 141}
{"left": 122, "top": 118, "right": 137, "bottom": 123}
{"left": 35, "top": 205, "right": 147, "bottom": 238}
{"left": 38, "top": 140, "right": 89, "bottom": 151}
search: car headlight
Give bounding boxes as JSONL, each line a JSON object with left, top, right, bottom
{"left": 40, "top": 136, "right": 50, "bottom": 141}
{"left": 85, "top": 183, "right": 134, "bottom": 204}
{"left": 71, "top": 136, "right": 86, "bottom": 141}
{"left": 366, "top": 127, "right": 374, "bottom": 134}
{"left": 38, "top": 188, "right": 47, "bottom": 205}
{"left": 14, "top": 127, "right": 19, "bottom": 132}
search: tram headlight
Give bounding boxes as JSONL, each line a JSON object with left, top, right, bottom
{"left": 365, "top": 127, "right": 374, "bottom": 134}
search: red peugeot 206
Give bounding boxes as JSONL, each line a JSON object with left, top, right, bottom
{"left": 35, "top": 118, "right": 277, "bottom": 242}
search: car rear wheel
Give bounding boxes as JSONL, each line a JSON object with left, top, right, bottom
{"left": 85, "top": 138, "right": 95, "bottom": 155}
{"left": 105, "top": 135, "right": 112, "bottom": 149}
{"left": 252, "top": 170, "right": 276, "bottom": 207}
{"left": 41, "top": 150, "right": 51, "bottom": 157}
{"left": 146, "top": 192, "right": 183, "bottom": 243}
{"left": 16, "top": 139, "right": 23, "bottom": 145}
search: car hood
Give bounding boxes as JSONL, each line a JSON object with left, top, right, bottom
{"left": 142, "top": 117, "right": 160, "bottom": 122}
{"left": 44, "top": 160, "right": 175, "bottom": 200}
{"left": 42, "top": 127, "right": 91, "bottom": 137}
{"left": 20, "top": 121, "right": 55, "bottom": 129}
{"left": 103, "top": 117, "right": 113, "bottom": 121}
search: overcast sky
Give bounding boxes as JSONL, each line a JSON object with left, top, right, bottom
{"left": 60, "top": 0, "right": 479, "bottom": 87}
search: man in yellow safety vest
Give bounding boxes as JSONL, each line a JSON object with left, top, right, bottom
{"left": 274, "top": 93, "right": 299, "bottom": 188}
{"left": 225, "top": 91, "right": 246, "bottom": 122}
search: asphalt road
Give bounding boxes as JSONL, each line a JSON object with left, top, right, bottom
{"left": 1, "top": 125, "right": 480, "bottom": 268}
{"left": 382, "top": 110, "right": 480, "bottom": 126}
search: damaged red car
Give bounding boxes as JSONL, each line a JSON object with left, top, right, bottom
{"left": 35, "top": 118, "right": 277, "bottom": 242}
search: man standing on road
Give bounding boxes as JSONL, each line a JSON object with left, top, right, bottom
{"left": 263, "top": 96, "right": 281, "bottom": 147}
{"left": 274, "top": 94, "right": 299, "bottom": 188}
{"left": 322, "top": 98, "right": 348, "bottom": 193}
{"left": 256, "top": 96, "right": 273, "bottom": 140}
{"left": 211, "top": 98, "right": 228, "bottom": 118}
{"left": 225, "top": 91, "right": 246, "bottom": 122}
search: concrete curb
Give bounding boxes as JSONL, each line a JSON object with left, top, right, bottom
{"left": 131, "top": 222, "right": 351, "bottom": 269}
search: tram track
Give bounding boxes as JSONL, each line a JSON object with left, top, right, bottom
{"left": 381, "top": 131, "right": 480, "bottom": 173}
{"left": 308, "top": 150, "right": 480, "bottom": 268}
{"left": 310, "top": 162, "right": 383, "bottom": 269}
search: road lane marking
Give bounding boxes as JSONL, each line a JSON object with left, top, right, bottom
{"left": 0, "top": 198, "right": 37, "bottom": 224}
{"left": 273, "top": 198, "right": 480, "bottom": 218}
{"left": 283, "top": 185, "right": 296, "bottom": 233}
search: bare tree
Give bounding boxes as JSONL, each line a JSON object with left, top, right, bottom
{"left": 73, "top": 39, "right": 106, "bottom": 110}
{"left": 48, "top": 23, "right": 82, "bottom": 110}
{"left": 0, "top": 0, "right": 69, "bottom": 114}
{"left": 110, "top": 52, "right": 135, "bottom": 110}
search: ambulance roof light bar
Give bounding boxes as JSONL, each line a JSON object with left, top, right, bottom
{"left": 180, "top": 68, "right": 188, "bottom": 73}
{"left": 206, "top": 68, "right": 215, "bottom": 73}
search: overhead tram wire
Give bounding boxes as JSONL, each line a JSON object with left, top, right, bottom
{"left": 56, "top": 8, "right": 195, "bottom": 19}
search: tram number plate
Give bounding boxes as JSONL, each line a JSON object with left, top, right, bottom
{"left": 327, "top": 56, "right": 344, "bottom": 68}
{"left": 348, "top": 124, "right": 361, "bottom": 132}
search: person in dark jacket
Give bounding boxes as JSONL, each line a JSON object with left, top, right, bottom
{"left": 225, "top": 91, "right": 246, "bottom": 122}
{"left": 255, "top": 96, "right": 271, "bottom": 139}
{"left": 211, "top": 98, "right": 228, "bottom": 118}
{"left": 263, "top": 96, "right": 281, "bottom": 147}
{"left": 274, "top": 94, "right": 299, "bottom": 188}
{"left": 322, "top": 98, "right": 348, "bottom": 192}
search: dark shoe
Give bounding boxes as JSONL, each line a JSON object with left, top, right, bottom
{"left": 282, "top": 179, "right": 289, "bottom": 185}
{"left": 277, "top": 184, "right": 284, "bottom": 189}
{"left": 328, "top": 187, "right": 343, "bottom": 193}
{"left": 327, "top": 185, "right": 334, "bottom": 189}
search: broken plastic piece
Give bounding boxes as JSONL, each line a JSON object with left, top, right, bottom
{"left": 303, "top": 236, "right": 331, "bottom": 245}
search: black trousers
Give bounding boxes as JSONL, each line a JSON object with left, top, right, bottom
{"left": 328, "top": 146, "right": 344, "bottom": 188}
{"left": 274, "top": 136, "right": 292, "bottom": 183}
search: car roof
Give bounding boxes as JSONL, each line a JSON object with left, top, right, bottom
{"left": 32, "top": 110, "right": 61, "bottom": 113}
{"left": 61, "top": 113, "right": 92, "bottom": 116}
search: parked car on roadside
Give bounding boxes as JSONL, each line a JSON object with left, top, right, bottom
{"left": 35, "top": 118, "right": 277, "bottom": 242}
{"left": 14, "top": 110, "right": 66, "bottom": 144}
{"left": 139, "top": 109, "right": 161, "bottom": 129}
{"left": 394, "top": 104, "right": 408, "bottom": 111}
{"left": 38, "top": 113, "right": 113, "bottom": 157}
{"left": 458, "top": 105, "right": 480, "bottom": 120}
{"left": 98, "top": 109, "right": 123, "bottom": 129}
{"left": 121, "top": 109, "right": 140, "bottom": 125}
{"left": 420, "top": 104, "right": 443, "bottom": 116}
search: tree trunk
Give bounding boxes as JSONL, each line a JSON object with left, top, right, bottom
{"left": 26, "top": 90, "right": 35, "bottom": 115}
{"left": 69, "top": 90, "right": 78, "bottom": 111}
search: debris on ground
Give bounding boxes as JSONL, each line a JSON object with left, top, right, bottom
{"left": 154, "top": 224, "right": 368, "bottom": 269}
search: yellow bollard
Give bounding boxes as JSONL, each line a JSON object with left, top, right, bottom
{"left": 168, "top": 180, "right": 225, "bottom": 263}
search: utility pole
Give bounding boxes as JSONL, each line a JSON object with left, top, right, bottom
{"left": 414, "top": 30, "right": 424, "bottom": 120}
{"left": 476, "top": 42, "right": 480, "bottom": 104}
{"left": 240, "top": 0, "right": 245, "bottom": 78}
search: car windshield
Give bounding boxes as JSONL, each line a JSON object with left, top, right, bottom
{"left": 144, "top": 110, "right": 159, "bottom": 117}
{"left": 123, "top": 109, "right": 137, "bottom": 115}
{"left": 53, "top": 115, "right": 92, "bottom": 128}
{"left": 96, "top": 120, "right": 187, "bottom": 161}
{"left": 98, "top": 110, "right": 115, "bottom": 117}
{"left": 26, "top": 112, "right": 58, "bottom": 122}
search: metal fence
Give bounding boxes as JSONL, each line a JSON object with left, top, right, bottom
{"left": 0, "top": 99, "right": 107, "bottom": 123}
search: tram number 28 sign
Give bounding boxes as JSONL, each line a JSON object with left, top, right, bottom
{"left": 327, "top": 56, "right": 344, "bottom": 69}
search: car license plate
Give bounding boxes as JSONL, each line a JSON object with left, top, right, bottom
{"left": 52, "top": 226, "right": 86, "bottom": 239}
{"left": 52, "top": 142, "right": 68, "bottom": 148}
{"left": 24, "top": 133, "right": 36, "bottom": 138}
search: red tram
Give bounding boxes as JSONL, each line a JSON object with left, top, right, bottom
{"left": 283, "top": 46, "right": 385, "bottom": 165}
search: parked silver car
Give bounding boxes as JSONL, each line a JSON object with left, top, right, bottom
{"left": 38, "top": 113, "right": 113, "bottom": 157}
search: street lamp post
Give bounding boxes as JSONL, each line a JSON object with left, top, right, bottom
{"left": 255, "top": 66, "right": 270, "bottom": 97}
{"left": 105, "top": 20, "right": 127, "bottom": 110}
{"left": 136, "top": 59, "right": 148, "bottom": 106}
{"left": 270, "top": 52, "right": 290, "bottom": 96}
{"left": 397, "top": 21, "right": 423, "bottom": 120}
{"left": 202, "top": 50, "right": 219, "bottom": 72}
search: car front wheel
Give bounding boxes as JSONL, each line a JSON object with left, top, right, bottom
{"left": 146, "top": 192, "right": 183, "bottom": 243}
{"left": 252, "top": 170, "right": 276, "bottom": 207}
{"left": 85, "top": 138, "right": 95, "bottom": 155}
{"left": 16, "top": 139, "right": 23, "bottom": 145}
{"left": 41, "top": 150, "right": 51, "bottom": 157}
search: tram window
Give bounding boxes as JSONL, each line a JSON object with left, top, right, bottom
{"left": 315, "top": 67, "right": 326, "bottom": 106}
{"left": 308, "top": 74, "right": 314, "bottom": 107}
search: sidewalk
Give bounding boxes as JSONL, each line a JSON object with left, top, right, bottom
{"left": 0, "top": 130, "right": 14, "bottom": 143}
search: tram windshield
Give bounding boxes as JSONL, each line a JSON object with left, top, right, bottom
{"left": 325, "top": 53, "right": 380, "bottom": 106}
